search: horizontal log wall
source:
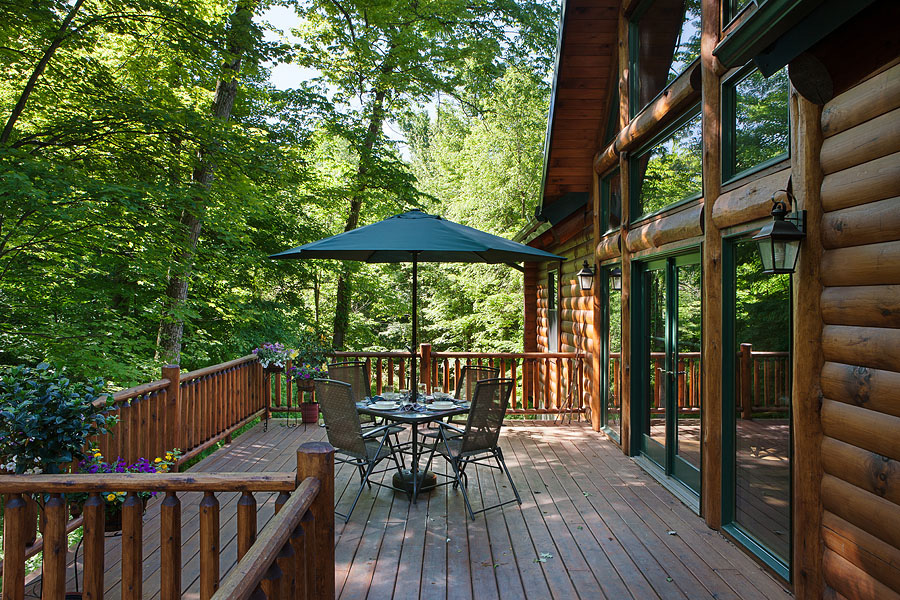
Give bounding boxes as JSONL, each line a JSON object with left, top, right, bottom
{"left": 817, "top": 62, "right": 900, "bottom": 599}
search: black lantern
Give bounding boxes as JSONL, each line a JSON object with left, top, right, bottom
{"left": 576, "top": 260, "right": 595, "bottom": 291}
{"left": 752, "top": 192, "right": 806, "bottom": 274}
{"left": 609, "top": 267, "right": 622, "bottom": 291}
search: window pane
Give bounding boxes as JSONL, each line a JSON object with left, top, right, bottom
{"left": 733, "top": 68, "right": 789, "bottom": 176}
{"left": 635, "top": 0, "right": 701, "bottom": 111}
{"left": 733, "top": 239, "right": 791, "bottom": 563}
{"left": 634, "top": 112, "right": 702, "bottom": 219}
{"left": 604, "top": 171, "right": 622, "bottom": 231}
{"left": 606, "top": 273, "right": 622, "bottom": 436}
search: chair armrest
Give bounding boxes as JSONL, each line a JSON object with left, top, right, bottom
{"left": 362, "top": 424, "right": 404, "bottom": 439}
{"left": 436, "top": 422, "right": 465, "bottom": 436}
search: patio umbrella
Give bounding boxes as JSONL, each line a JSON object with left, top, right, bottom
{"left": 270, "top": 209, "right": 565, "bottom": 396}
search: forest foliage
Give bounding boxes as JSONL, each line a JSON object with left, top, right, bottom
{"left": 0, "top": 0, "right": 559, "bottom": 386}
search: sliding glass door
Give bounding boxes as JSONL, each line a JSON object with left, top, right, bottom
{"left": 636, "top": 253, "right": 702, "bottom": 495}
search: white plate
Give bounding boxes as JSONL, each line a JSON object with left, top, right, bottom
{"left": 429, "top": 401, "right": 456, "bottom": 410}
{"left": 371, "top": 401, "right": 399, "bottom": 410}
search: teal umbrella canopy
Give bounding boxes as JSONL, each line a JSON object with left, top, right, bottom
{"left": 271, "top": 209, "right": 565, "bottom": 400}
{"left": 269, "top": 209, "right": 565, "bottom": 263}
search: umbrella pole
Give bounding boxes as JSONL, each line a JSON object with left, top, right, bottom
{"left": 411, "top": 253, "right": 418, "bottom": 399}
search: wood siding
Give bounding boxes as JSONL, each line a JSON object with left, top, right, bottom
{"left": 817, "top": 62, "right": 900, "bottom": 600}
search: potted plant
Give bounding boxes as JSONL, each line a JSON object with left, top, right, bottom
{"left": 0, "top": 363, "right": 115, "bottom": 475}
{"left": 290, "top": 364, "right": 324, "bottom": 423}
{"left": 252, "top": 342, "right": 297, "bottom": 373}
{"left": 292, "top": 329, "right": 332, "bottom": 424}
{"left": 72, "top": 449, "right": 182, "bottom": 531}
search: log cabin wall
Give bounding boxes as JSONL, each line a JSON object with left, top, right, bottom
{"left": 815, "top": 62, "right": 900, "bottom": 600}
{"left": 528, "top": 0, "right": 899, "bottom": 596}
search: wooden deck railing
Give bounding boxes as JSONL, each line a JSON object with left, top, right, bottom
{"left": 94, "top": 355, "right": 267, "bottom": 466}
{"left": 329, "top": 347, "right": 588, "bottom": 415}
{"left": 0, "top": 443, "right": 335, "bottom": 600}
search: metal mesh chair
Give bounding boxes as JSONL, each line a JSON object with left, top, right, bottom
{"left": 315, "top": 379, "right": 406, "bottom": 522}
{"left": 328, "top": 361, "right": 380, "bottom": 429}
{"left": 424, "top": 377, "right": 521, "bottom": 518}
{"left": 442, "top": 364, "right": 499, "bottom": 427}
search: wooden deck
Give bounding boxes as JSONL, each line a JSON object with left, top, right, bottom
{"left": 31, "top": 419, "right": 790, "bottom": 599}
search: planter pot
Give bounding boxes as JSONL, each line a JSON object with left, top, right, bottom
{"left": 104, "top": 497, "right": 149, "bottom": 532}
{"left": 301, "top": 402, "right": 320, "bottom": 424}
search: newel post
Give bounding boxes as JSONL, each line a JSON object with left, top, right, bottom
{"left": 297, "top": 442, "right": 335, "bottom": 600}
{"left": 162, "top": 364, "right": 181, "bottom": 452}
{"left": 420, "top": 343, "right": 432, "bottom": 393}
{"left": 739, "top": 344, "right": 753, "bottom": 420}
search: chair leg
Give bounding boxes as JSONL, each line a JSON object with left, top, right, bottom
{"left": 343, "top": 458, "right": 378, "bottom": 523}
{"left": 448, "top": 456, "right": 477, "bottom": 519}
{"left": 495, "top": 447, "right": 521, "bottom": 505}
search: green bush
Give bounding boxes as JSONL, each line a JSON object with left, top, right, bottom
{"left": 0, "top": 363, "right": 115, "bottom": 474}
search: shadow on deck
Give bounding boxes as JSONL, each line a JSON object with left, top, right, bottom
{"left": 31, "top": 420, "right": 789, "bottom": 599}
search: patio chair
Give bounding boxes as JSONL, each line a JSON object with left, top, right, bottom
{"left": 423, "top": 377, "right": 521, "bottom": 518}
{"left": 436, "top": 364, "right": 500, "bottom": 429}
{"left": 327, "top": 361, "right": 384, "bottom": 431}
{"left": 315, "top": 378, "right": 407, "bottom": 522}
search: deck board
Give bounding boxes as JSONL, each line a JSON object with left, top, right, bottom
{"left": 30, "top": 420, "right": 789, "bottom": 599}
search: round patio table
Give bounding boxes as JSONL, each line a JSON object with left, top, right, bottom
{"left": 357, "top": 401, "right": 469, "bottom": 504}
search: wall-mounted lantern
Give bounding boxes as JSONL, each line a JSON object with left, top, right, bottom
{"left": 752, "top": 191, "right": 806, "bottom": 275}
{"left": 609, "top": 267, "right": 622, "bottom": 292}
{"left": 576, "top": 260, "right": 595, "bottom": 291}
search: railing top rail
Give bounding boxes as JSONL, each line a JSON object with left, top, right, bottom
{"left": 0, "top": 472, "right": 296, "bottom": 494}
{"left": 749, "top": 351, "right": 790, "bottom": 357}
{"left": 331, "top": 351, "right": 415, "bottom": 358}
{"left": 431, "top": 351, "right": 585, "bottom": 359}
{"left": 211, "top": 476, "right": 321, "bottom": 600}
{"left": 181, "top": 354, "right": 257, "bottom": 383}
{"left": 108, "top": 379, "right": 171, "bottom": 405}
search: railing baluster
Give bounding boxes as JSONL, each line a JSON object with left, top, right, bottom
{"left": 292, "top": 515, "right": 313, "bottom": 600}
{"left": 42, "top": 493, "right": 66, "bottom": 600}
{"left": 511, "top": 359, "right": 518, "bottom": 409}
{"left": 276, "top": 542, "right": 295, "bottom": 599}
{"left": 122, "top": 492, "right": 143, "bottom": 600}
{"left": 2, "top": 494, "right": 26, "bottom": 600}
{"left": 161, "top": 491, "right": 182, "bottom": 600}
{"left": 260, "top": 563, "right": 283, "bottom": 600}
{"left": 201, "top": 491, "right": 221, "bottom": 600}
{"left": 83, "top": 493, "right": 106, "bottom": 600}
{"left": 238, "top": 491, "right": 258, "bottom": 559}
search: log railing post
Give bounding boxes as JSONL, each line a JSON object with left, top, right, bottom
{"left": 83, "top": 493, "right": 106, "bottom": 600}
{"left": 740, "top": 343, "right": 753, "bottom": 420}
{"left": 298, "top": 510, "right": 316, "bottom": 599}
{"left": 2, "top": 494, "right": 26, "bottom": 600}
{"left": 237, "top": 491, "right": 257, "bottom": 560}
{"left": 42, "top": 493, "right": 67, "bottom": 599}
{"left": 122, "top": 492, "right": 143, "bottom": 600}
{"left": 420, "top": 344, "right": 432, "bottom": 393}
{"left": 162, "top": 364, "right": 181, "bottom": 453}
{"left": 161, "top": 492, "right": 181, "bottom": 600}
{"left": 296, "top": 442, "right": 335, "bottom": 600}
{"left": 200, "top": 491, "right": 221, "bottom": 600}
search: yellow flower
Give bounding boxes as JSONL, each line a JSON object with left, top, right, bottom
{"left": 154, "top": 457, "right": 162, "bottom": 463}
{"left": 93, "top": 452, "right": 102, "bottom": 458}
{"left": 165, "top": 453, "right": 173, "bottom": 460}
{"left": 159, "top": 465, "right": 168, "bottom": 472}
{"left": 107, "top": 493, "right": 116, "bottom": 501}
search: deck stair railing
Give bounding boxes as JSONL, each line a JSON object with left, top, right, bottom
{"left": 0, "top": 443, "right": 335, "bottom": 600}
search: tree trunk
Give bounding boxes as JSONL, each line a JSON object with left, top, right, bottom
{"left": 155, "top": 2, "right": 257, "bottom": 363}
{"left": 0, "top": 0, "right": 86, "bottom": 145}
{"left": 331, "top": 89, "right": 386, "bottom": 350}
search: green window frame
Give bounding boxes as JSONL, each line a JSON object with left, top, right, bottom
{"left": 723, "top": 0, "right": 754, "bottom": 27}
{"left": 600, "top": 264, "right": 622, "bottom": 442}
{"left": 629, "top": 105, "right": 703, "bottom": 223}
{"left": 628, "top": 0, "right": 702, "bottom": 117}
{"left": 601, "top": 169, "right": 622, "bottom": 234}
{"left": 721, "top": 233, "right": 793, "bottom": 581}
{"left": 722, "top": 64, "right": 790, "bottom": 183}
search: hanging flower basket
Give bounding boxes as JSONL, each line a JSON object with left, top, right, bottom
{"left": 263, "top": 364, "right": 284, "bottom": 374}
{"left": 295, "top": 378, "right": 316, "bottom": 392}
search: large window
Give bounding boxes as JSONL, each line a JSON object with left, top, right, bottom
{"left": 601, "top": 170, "right": 622, "bottom": 232}
{"left": 723, "top": 237, "right": 792, "bottom": 579}
{"left": 723, "top": 66, "right": 790, "bottom": 181}
{"left": 601, "top": 265, "right": 622, "bottom": 440}
{"left": 630, "top": 0, "right": 701, "bottom": 116}
{"left": 631, "top": 108, "right": 703, "bottom": 221}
